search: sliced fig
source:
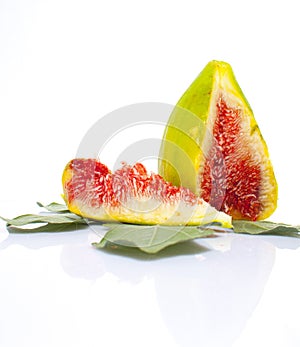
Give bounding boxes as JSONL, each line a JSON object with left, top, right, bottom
{"left": 159, "top": 60, "right": 277, "bottom": 221}
{"left": 62, "top": 158, "right": 232, "bottom": 227}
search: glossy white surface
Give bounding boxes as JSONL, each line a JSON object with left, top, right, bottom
{"left": 1, "top": 201, "right": 300, "bottom": 347}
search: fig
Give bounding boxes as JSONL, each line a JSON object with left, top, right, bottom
{"left": 62, "top": 159, "right": 232, "bottom": 227}
{"left": 159, "top": 60, "right": 277, "bottom": 221}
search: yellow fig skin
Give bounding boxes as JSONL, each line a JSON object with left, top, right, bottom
{"left": 159, "top": 60, "right": 278, "bottom": 221}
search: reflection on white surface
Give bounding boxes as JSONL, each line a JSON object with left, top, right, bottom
{"left": 155, "top": 236, "right": 275, "bottom": 347}
{"left": 90, "top": 234, "right": 276, "bottom": 347}
{"left": 1, "top": 224, "right": 300, "bottom": 347}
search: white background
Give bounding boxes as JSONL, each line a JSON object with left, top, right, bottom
{"left": 1, "top": 0, "right": 300, "bottom": 223}
{"left": 1, "top": 1, "right": 300, "bottom": 347}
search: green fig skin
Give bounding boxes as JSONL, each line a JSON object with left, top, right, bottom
{"left": 159, "top": 60, "right": 277, "bottom": 221}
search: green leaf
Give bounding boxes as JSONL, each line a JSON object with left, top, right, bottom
{"left": 1, "top": 213, "right": 86, "bottom": 227}
{"left": 93, "top": 223, "right": 214, "bottom": 254}
{"left": 7, "top": 223, "right": 88, "bottom": 234}
{"left": 2, "top": 200, "right": 300, "bottom": 247}
{"left": 0, "top": 203, "right": 88, "bottom": 233}
{"left": 36, "top": 202, "right": 70, "bottom": 213}
{"left": 233, "top": 220, "right": 300, "bottom": 238}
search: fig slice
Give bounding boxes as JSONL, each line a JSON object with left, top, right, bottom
{"left": 159, "top": 60, "right": 277, "bottom": 221}
{"left": 62, "top": 158, "right": 232, "bottom": 227}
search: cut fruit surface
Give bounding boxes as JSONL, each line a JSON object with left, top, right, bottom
{"left": 62, "top": 158, "right": 232, "bottom": 227}
{"left": 159, "top": 60, "right": 277, "bottom": 221}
